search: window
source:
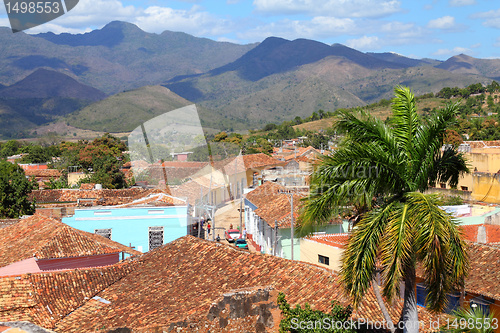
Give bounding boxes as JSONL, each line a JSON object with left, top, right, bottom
{"left": 461, "top": 186, "right": 469, "bottom": 191}
{"left": 318, "top": 255, "right": 330, "bottom": 266}
{"left": 95, "top": 228, "right": 112, "bottom": 239}
{"left": 416, "top": 284, "right": 428, "bottom": 307}
{"left": 149, "top": 226, "right": 164, "bottom": 250}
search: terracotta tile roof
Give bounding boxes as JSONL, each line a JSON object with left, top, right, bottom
{"left": 55, "top": 236, "right": 443, "bottom": 333}
{"left": 246, "top": 182, "right": 304, "bottom": 228}
{"left": 242, "top": 153, "right": 284, "bottom": 169}
{"left": 0, "top": 263, "right": 134, "bottom": 329}
{"left": 171, "top": 180, "right": 210, "bottom": 205}
{"left": 29, "top": 188, "right": 179, "bottom": 207}
{"left": 0, "top": 215, "right": 141, "bottom": 268}
{"left": 463, "top": 242, "right": 500, "bottom": 301}
{"left": 306, "top": 233, "right": 350, "bottom": 248}
{"left": 464, "top": 140, "right": 500, "bottom": 148}
{"left": 459, "top": 224, "right": 500, "bottom": 244}
{"left": 23, "top": 169, "right": 62, "bottom": 178}
{"left": 160, "top": 161, "right": 209, "bottom": 169}
{"left": 416, "top": 241, "right": 500, "bottom": 302}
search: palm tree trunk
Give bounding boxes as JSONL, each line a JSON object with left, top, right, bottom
{"left": 373, "top": 274, "right": 395, "bottom": 333}
{"left": 400, "top": 265, "right": 419, "bottom": 333}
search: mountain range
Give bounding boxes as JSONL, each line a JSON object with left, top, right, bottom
{"left": 0, "top": 21, "right": 499, "bottom": 138}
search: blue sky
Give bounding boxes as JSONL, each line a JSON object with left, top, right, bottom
{"left": 1, "top": 0, "right": 500, "bottom": 60}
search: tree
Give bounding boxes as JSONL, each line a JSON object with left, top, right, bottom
{"left": 277, "top": 292, "right": 353, "bottom": 333}
{"left": 0, "top": 160, "right": 36, "bottom": 218}
{"left": 300, "top": 86, "right": 470, "bottom": 333}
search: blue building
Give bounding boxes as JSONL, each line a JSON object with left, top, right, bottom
{"left": 63, "top": 205, "right": 191, "bottom": 253}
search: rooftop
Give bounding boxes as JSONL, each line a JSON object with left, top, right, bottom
{"left": 246, "top": 182, "right": 304, "bottom": 228}
{"left": 305, "top": 233, "right": 350, "bottom": 248}
{"left": 0, "top": 215, "right": 141, "bottom": 269}
{"left": 54, "top": 236, "right": 443, "bottom": 332}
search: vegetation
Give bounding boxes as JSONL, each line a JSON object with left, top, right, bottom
{"left": 300, "top": 86, "right": 470, "bottom": 333}
{"left": 443, "top": 306, "right": 497, "bottom": 333}
{"left": 278, "top": 292, "right": 354, "bottom": 333}
{"left": 0, "top": 133, "right": 130, "bottom": 189}
{"left": 0, "top": 160, "right": 36, "bottom": 218}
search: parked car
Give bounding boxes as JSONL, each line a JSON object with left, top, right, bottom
{"left": 235, "top": 238, "right": 248, "bottom": 250}
{"left": 225, "top": 229, "right": 240, "bottom": 243}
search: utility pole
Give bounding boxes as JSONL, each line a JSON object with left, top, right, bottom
{"left": 273, "top": 221, "right": 279, "bottom": 256}
{"left": 239, "top": 196, "right": 243, "bottom": 237}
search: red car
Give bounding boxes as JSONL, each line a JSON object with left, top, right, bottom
{"left": 225, "top": 229, "right": 240, "bottom": 243}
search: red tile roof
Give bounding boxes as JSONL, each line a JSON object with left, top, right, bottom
{"left": 246, "top": 182, "right": 304, "bottom": 228}
{"left": 0, "top": 263, "right": 134, "bottom": 328}
{"left": 54, "top": 236, "right": 444, "bottom": 332}
{"left": 29, "top": 188, "right": 178, "bottom": 207}
{"left": 463, "top": 242, "right": 500, "bottom": 301}
{"left": 464, "top": 140, "right": 500, "bottom": 148}
{"left": 306, "top": 233, "right": 350, "bottom": 248}
{"left": 0, "top": 215, "right": 141, "bottom": 268}
{"left": 459, "top": 224, "right": 500, "bottom": 244}
{"left": 24, "top": 169, "right": 62, "bottom": 178}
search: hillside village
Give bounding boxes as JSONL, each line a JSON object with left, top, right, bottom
{"left": 2, "top": 20, "right": 500, "bottom": 333}
{"left": 1, "top": 112, "right": 500, "bottom": 332}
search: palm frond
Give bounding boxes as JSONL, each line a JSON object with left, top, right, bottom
{"left": 407, "top": 192, "right": 469, "bottom": 312}
{"left": 390, "top": 86, "right": 419, "bottom": 159}
{"left": 340, "top": 202, "right": 396, "bottom": 306}
{"left": 379, "top": 202, "right": 415, "bottom": 302}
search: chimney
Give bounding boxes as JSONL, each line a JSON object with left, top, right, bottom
{"left": 477, "top": 225, "right": 487, "bottom": 243}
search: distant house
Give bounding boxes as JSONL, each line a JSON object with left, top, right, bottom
{"left": 300, "top": 233, "right": 349, "bottom": 271}
{"left": 62, "top": 194, "right": 191, "bottom": 252}
{"left": 24, "top": 168, "right": 62, "bottom": 189}
{"left": 0, "top": 215, "right": 140, "bottom": 277}
{"left": 245, "top": 182, "right": 342, "bottom": 259}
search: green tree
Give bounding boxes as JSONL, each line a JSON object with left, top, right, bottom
{"left": 300, "top": 86, "right": 470, "bottom": 333}
{"left": 278, "top": 292, "right": 353, "bottom": 333}
{"left": 0, "top": 160, "right": 36, "bottom": 218}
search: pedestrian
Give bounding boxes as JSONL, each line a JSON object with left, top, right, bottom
{"left": 200, "top": 216, "right": 205, "bottom": 227}
{"left": 229, "top": 223, "right": 233, "bottom": 229}
{"left": 207, "top": 222, "right": 211, "bottom": 235}
{"left": 243, "top": 228, "right": 247, "bottom": 239}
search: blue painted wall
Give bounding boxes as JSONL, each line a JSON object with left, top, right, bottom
{"left": 63, "top": 206, "right": 190, "bottom": 253}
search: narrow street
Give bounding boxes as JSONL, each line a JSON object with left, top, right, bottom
{"left": 201, "top": 200, "right": 258, "bottom": 252}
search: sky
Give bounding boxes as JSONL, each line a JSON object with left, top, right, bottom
{"left": 1, "top": 0, "right": 500, "bottom": 60}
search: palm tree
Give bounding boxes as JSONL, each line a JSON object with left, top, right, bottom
{"left": 445, "top": 306, "right": 497, "bottom": 333}
{"left": 300, "top": 86, "right": 470, "bottom": 333}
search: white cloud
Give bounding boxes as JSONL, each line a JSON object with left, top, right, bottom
{"left": 237, "top": 16, "right": 356, "bottom": 41}
{"left": 346, "top": 35, "right": 380, "bottom": 50}
{"left": 449, "top": 0, "right": 475, "bottom": 7}
{"left": 427, "top": 16, "right": 456, "bottom": 29}
{"left": 8, "top": 0, "right": 233, "bottom": 36}
{"left": 134, "top": 6, "right": 233, "bottom": 35}
{"left": 432, "top": 46, "right": 470, "bottom": 56}
{"left": 471, "top": 9, "right": 500, "bottom": 29}
{"left": 252, "top": 0, "right": 402, "bottom": 18}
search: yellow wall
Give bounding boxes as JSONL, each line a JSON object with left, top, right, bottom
{"left": 471, "top": 173, "right": 500, "bottom": 203}
{"left": 440, "top": 149, "right": 500, "bottom": 203}
{"left": 466, "top": 149, "right": 500, "bottom": 173}
{"left": 299, "top": 239, "right": 344, "bottom": 271}
{"left": 68, "top": 172, "right": 87, "bottom": 186}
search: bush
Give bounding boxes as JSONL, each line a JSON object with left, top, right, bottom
{"left": 278, "top": 292, "right": 354, "bottom": 333}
